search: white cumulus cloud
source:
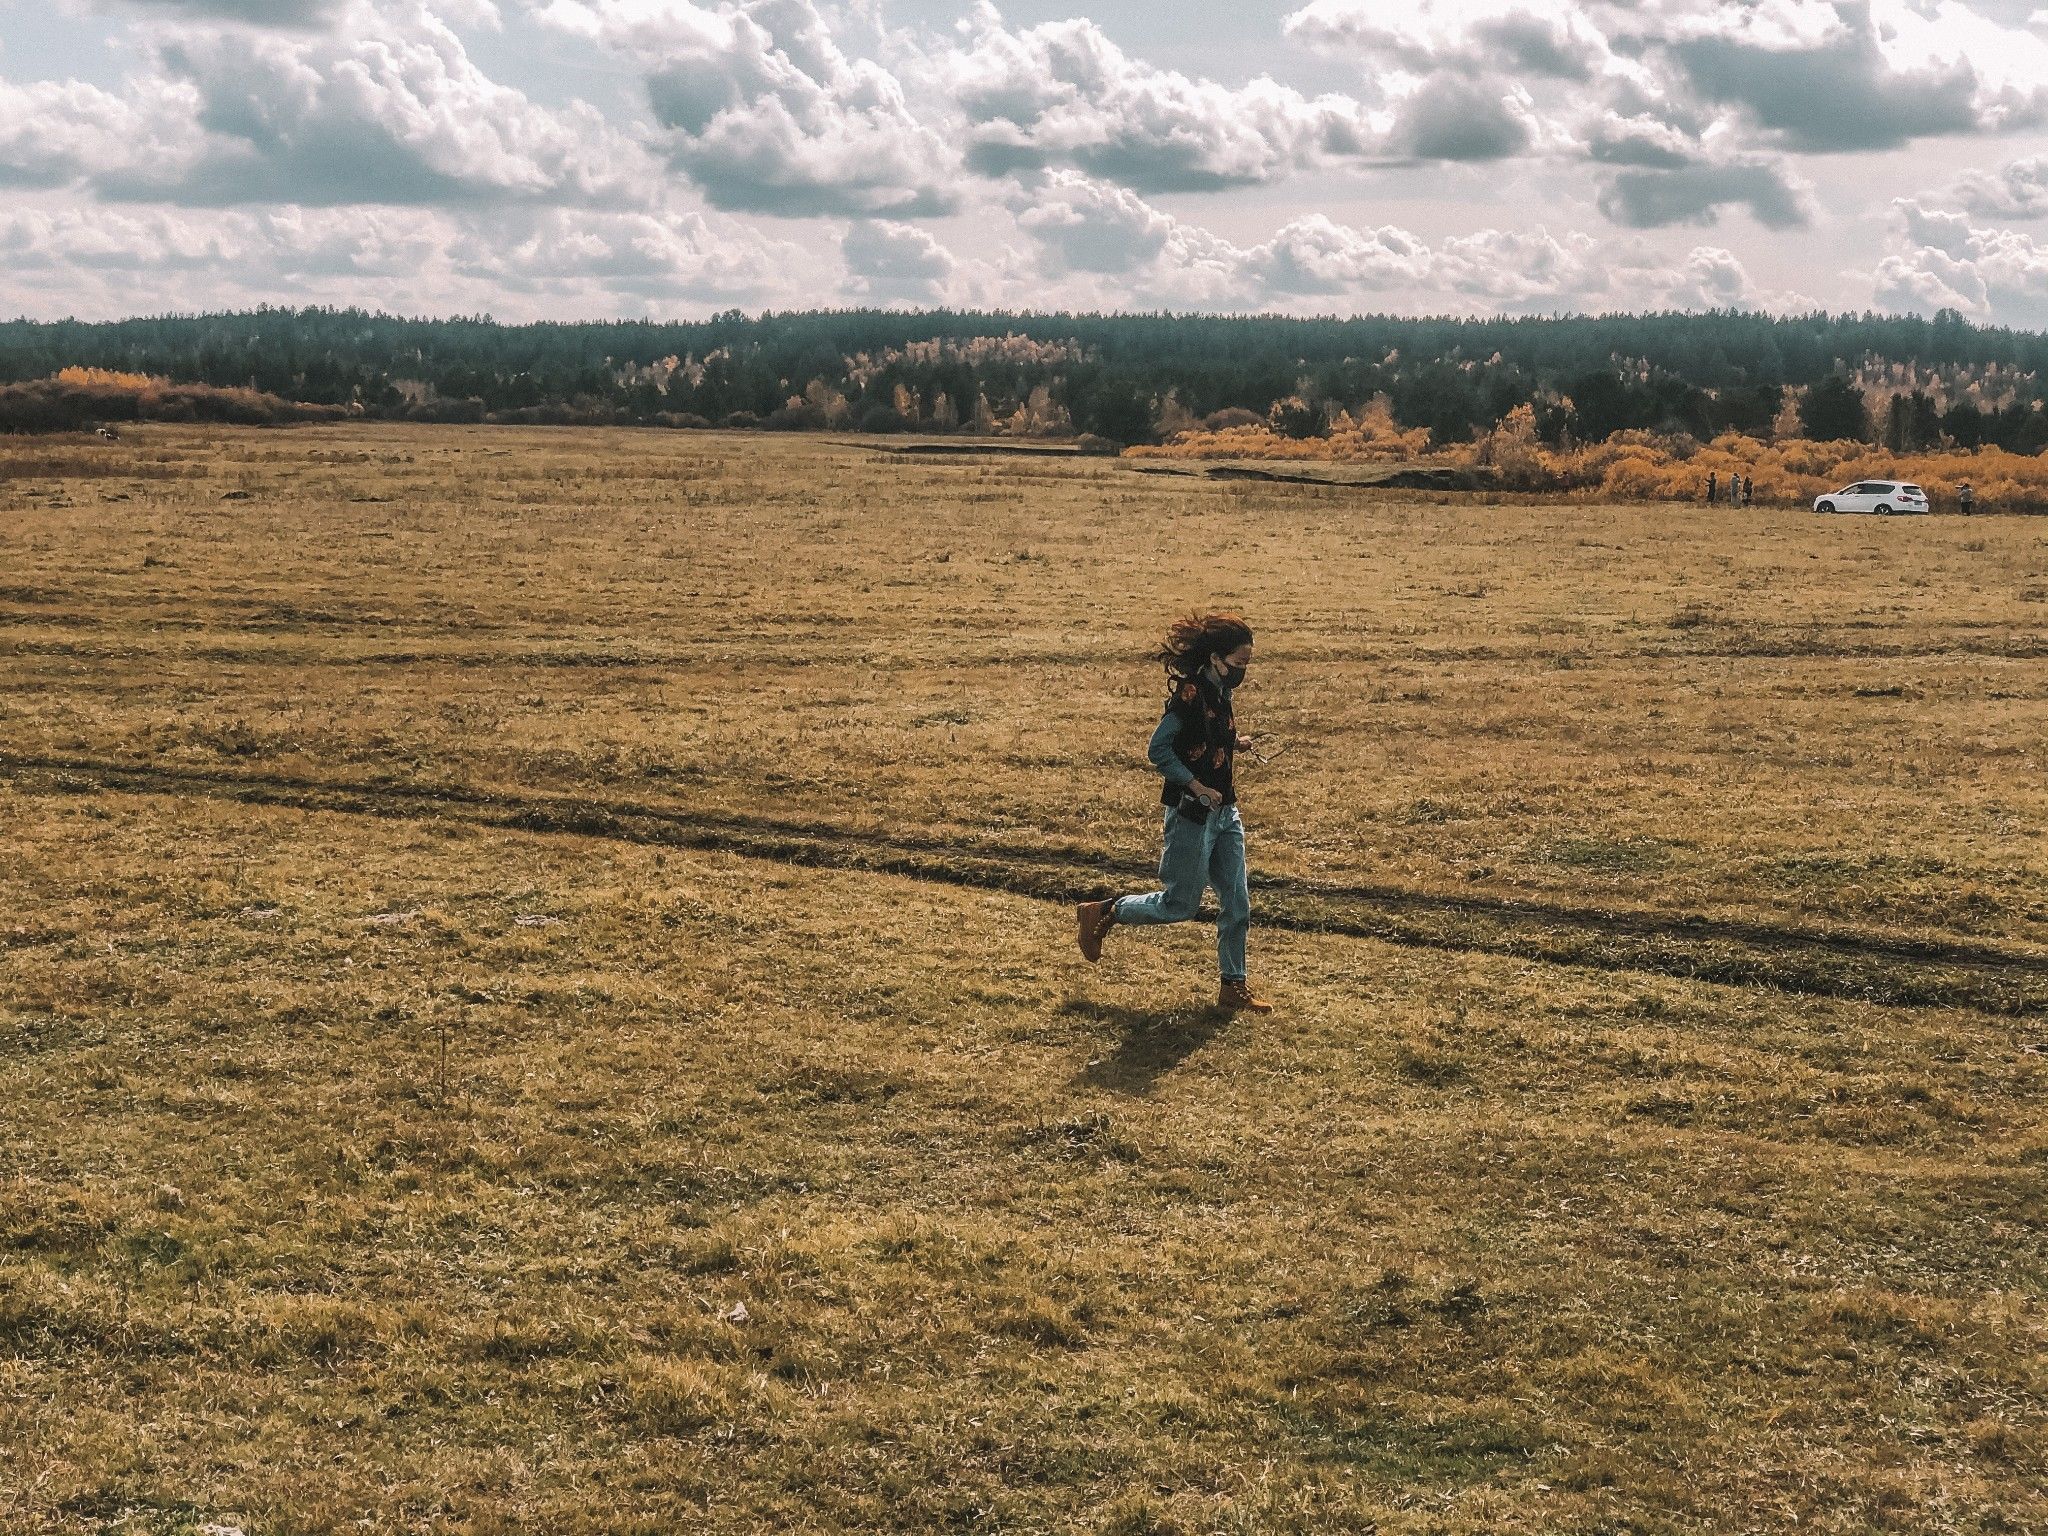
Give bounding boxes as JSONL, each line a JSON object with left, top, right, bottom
{"left": 1289, "top": 0, "right": 2048, "bottom": 170}
{"left": 1873, "top": 198, "right": 2048, "bottom": 326}
{"left": 1285, "top": 0, "right": 1621, "bottom": 81}
{"left": 1946, "top": 156, "right": 2048, "bottom": 219}
{"left": 1598, "top": 158, "right": 1813, "bottom": 229}
{"left": 943, "top": 5, "right": 1377, "bottom": 190}
{"left": 0, "top": 194, "right": 802, "bottom": 320}
{"left": 10, "top": 3, "right": 642, "bottom": 208}
{"left": 1007, "top": 171, "right": 1771, "bottom": 315}
{"left": 1241, "top": 214, "right": 1433, "bottom": 294}
{"left": 536, "top": 0, "right": 958, "bottom": 216}
{"left": 0, "top": 77, "right": 187, "bottom": 190}
{"left": 842, "top": 219, "right": 959, "bottom": 301}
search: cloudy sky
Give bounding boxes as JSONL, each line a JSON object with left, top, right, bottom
{"left": 6, "top": 0, "right": 2048, "bottom": 323}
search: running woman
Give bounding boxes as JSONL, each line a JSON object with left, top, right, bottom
{"left": 1076, "top": 612, "right": 1273, "bottom": 1014}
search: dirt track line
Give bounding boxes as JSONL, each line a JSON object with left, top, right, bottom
{"left": 8, "top": 629, "right": 2048, "bottom": 668}
{"left": 5, "top": 750, "right": 2044, "bottom": 1016}
{"left": 12, "top": 626, "right": 2048, "bottom": 671}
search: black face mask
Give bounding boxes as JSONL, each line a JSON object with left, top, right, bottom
{"left": 1216, "top": 662, "right": 1246, "bottom": 688}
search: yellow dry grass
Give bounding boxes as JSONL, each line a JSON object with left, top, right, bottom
{"left": 1, "top": 424, "right": 2044, "bottom": 1535}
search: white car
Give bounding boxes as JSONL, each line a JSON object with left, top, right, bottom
{"left": 1812, "top": 480, "right": 1929, "bottom": 515}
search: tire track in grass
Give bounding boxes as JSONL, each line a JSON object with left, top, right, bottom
{"left": 6, "top": 750, "right": 2046, "bottom": 1016}
{"left": 8, "top": 629, "right": 2048, "bottom": 667}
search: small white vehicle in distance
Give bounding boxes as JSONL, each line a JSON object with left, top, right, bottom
{"left": 1812, "top": 479, "right": 1930, "bottom": 514}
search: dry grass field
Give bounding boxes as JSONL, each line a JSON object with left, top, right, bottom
{"left": 2, "top": 424, "right": 2045, "bottom": 1534}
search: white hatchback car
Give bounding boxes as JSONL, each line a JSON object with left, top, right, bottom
{"left": 1812, "top": 480, "right": 1929, "bottom": 514}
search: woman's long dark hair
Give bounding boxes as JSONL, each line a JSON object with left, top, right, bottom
{"left": 1155, "top": 611, "right": 1253, "bottom": 681}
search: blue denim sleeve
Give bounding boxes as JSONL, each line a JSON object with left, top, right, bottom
{"left": 1148, "top": 711, "right": 1196, "bottom": 787}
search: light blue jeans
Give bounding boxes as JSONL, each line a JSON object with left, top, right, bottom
{"left": 1112, "top": 804, "right": 1250, "bottom": 981}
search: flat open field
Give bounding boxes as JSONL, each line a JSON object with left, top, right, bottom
{"left": 2, "top": 425, "right": 2044, "bottom": 1534}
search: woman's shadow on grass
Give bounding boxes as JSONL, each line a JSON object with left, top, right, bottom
{"left": 1061, "top": 996, "right": 1233, "bottom": 1095}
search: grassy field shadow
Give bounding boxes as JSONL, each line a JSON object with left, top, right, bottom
{"left": 1063, "top": 996, "right": 1234, "bottom": 1094}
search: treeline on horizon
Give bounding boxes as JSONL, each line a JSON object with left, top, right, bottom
{"left": 4, "top": 304, "right": 2048, "bottom": 453}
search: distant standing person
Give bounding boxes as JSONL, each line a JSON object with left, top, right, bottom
{"left": 1075, "top": 612, "right": 1272, "bottom": 1014}
{"left": 1706, "top": 471, "right": 1717, "bottom": 505}
{"left": 1959, "top": 481, "right": 1976, "bottom": 515}
{"left": 1742, "top": 474, "right": 1754, "bottom": 506}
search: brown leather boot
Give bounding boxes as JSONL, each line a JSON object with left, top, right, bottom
{"left": 1076, "top": 898, "right": 1118, "bottom": 963}
{"left": 1218, "top": 978, "right": 1273, "bottom": 1014}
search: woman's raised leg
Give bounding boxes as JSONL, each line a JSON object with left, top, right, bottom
{"left": 1113, "top": 808, "right": 1210, "bottom": 927}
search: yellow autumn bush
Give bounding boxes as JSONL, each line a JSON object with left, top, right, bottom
{"left": 54, "top": 366, "right": 161, "bottom": 392}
